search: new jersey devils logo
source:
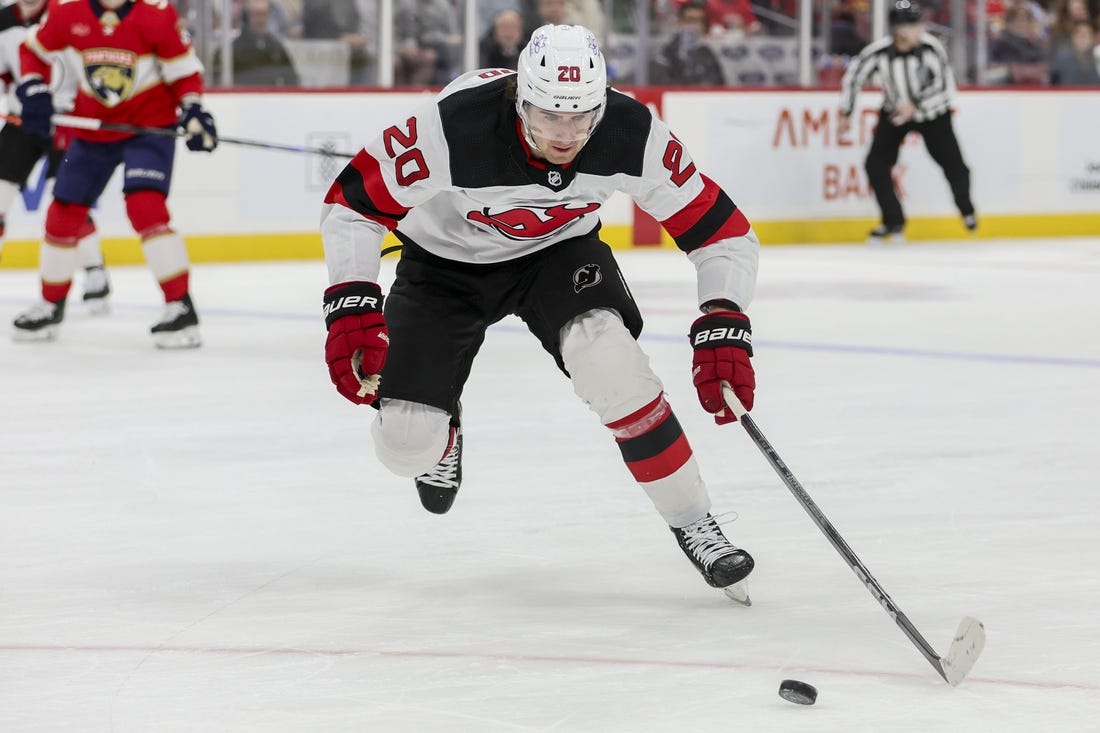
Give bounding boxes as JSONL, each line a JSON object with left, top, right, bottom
{"left": 573, "top": 264, "right": 603, "bottom": 292}
{"left": 467, "top": 203, "right": 599, "bottom": 240}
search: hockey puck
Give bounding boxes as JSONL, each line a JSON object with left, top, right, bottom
{"left": 778, "top": 679, "right": 817, "bottom": 705}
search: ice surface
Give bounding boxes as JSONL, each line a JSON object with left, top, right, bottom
{"left": 2, "top": 238, "right": 1098, "bottom": 732}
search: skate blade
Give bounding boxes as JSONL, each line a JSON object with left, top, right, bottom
{"left": 153, "top": 326, "right": 202, "bottom": 349}
{"left": 867, "top": 234, "right": 905, "bottom": 245}
{"left": 84, "top": 297, "right": 111, "bottom": 316}
{"left": 722, "top": 580, "right": 751, "bottom": 607}
{"left": 13, "top": 325, "right": 59, "bottom": 342}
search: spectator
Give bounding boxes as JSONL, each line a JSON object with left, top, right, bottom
{"left": 989, "top": 3, "right": 1048, "bottom": 82}
{"left": 527, "top": 0, "right": 567, "bottom": 35}
{"left": 479, "top": 9, "right": 525, "bottom": 69}
{"left": 564, "top": 0, "right": 605, "bottom": 38}
{"left": 302, "top": 0, "right": 371, "bottom": 84}
{"left": 469, "top": 0, "right": 522, "bottom": 38}
{"left": 651, "top": 0, "right": 726, "bottom": 85}
{"left": 1050, "top": 0, "right": 1096, "bottom": 52}
{"left": 676, "top": 0, "right": 762, "bottom": 37}
{"left": 394, "top": 0, "right": 462, "bottom": 85}
{"left": 1049, "top": 20, "right": 1100, "bottom": 82}
{"left": 830, "top": 0, "right": 870, "bottom": 56}
{"left": 214, "top": 0, "right": 300, "bottom": 86}
{"left": 279, "top": 0, "right": 304, "bottom": 37}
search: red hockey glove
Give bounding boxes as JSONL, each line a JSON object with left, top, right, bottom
{"left": 324, "top": 281, "right": 388, "bottom": 405}
{"left": 689, "top": 310, "right": 755, "bottom": 424}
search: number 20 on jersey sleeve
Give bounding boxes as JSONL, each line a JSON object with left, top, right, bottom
{"left": 382, "top": 116, "right": 430, "bottom": 187}
{"left": 662, "top": 136, "right": 697, "bottom": 187}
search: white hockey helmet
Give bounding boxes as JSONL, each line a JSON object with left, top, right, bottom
{"left": 516, "top": 24, "right": 607, "bottom": 147}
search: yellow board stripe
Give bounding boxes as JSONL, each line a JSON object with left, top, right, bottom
{"left": 1, "top": 212, "right": 1097, "bottom": 268}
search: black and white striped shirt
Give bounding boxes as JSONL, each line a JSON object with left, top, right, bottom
{"left": 839, "top": 33, "right": 955, "bottom": 122}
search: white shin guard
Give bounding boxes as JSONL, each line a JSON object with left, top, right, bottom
{"left": 371, "top": 399, "right": 453, "bottom": 477}
{"left": 561, "top": 308, "right": 710, "bottom": 526}
{"left": 40, "top": 241, "right": 80, "bottom": 286}
{"left": 559, "top": 308, "right": 664, "bottom": 424}
{"left": 76, "top": 229, "right": 104, "bottom": 269}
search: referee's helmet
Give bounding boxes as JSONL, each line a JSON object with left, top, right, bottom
{"left": 889, "top": 0, "right": 923, "bottom": 25}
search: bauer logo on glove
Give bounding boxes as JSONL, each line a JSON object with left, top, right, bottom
{"left": 323, "top": 281, "right": 388, "bottom": 406}
{"left": 692, "top": 326, "right": 752, "bottom": 347}
{"left": 689, "top": 310, "right": 756, "bottom": 424}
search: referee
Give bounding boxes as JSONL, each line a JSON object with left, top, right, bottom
{"left": 838, "top": 0, "right": 976, "bottom": 243}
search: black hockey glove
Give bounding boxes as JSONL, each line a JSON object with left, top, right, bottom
{"left": 16, "top": 79, "right": 54, "bottom": 140}
{"left": 177, "top": 96, "right": 218, "bottom": 152}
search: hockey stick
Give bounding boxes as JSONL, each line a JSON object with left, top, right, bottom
{"left": 720, "top": 384, "right": 985, "bottom": 686}
{"left": 1, "top": 112, "right": 357, "bottom": 159}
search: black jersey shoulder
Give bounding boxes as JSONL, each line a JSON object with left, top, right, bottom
{"left": 575, "top": 88, "right": 652, "bottom": 179}
{"left": 438, "top": 74, "right": 532, "bottom": 188}
{"left": 0, "top": 4, "right": 24, "bottom": 33}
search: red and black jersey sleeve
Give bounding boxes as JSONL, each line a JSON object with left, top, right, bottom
{"left": 324, "top": 150, "right": 413, "bottom": 231}
{"left": 660, "top": 175, "right": 752, "bottom": 253}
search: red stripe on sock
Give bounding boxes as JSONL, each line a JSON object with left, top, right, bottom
{"left": 42, "top": 281, "right": 72, "bottom": 303}
{"left": 160, "top": 272, "right": 189, "bottom": 302}
{"left": 623, "top": 433, "right": 692, "bottom": 483}
{"left": 605, "top": 395, "right": 664, "bottom": 431}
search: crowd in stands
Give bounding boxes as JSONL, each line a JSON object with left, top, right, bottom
{"left": 984, "top": 0, "right": 1100, "bottom": 83}
{"left": 172, "top": 0, "right": 1100, "bottom": 87}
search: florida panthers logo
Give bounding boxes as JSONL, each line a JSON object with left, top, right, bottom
{"left": 84, "top": 48, "right": 137, "bottom": 107}
{"left": 573, "top": 264, "right": 603, "bottom": 292}
{"left": 467, "top": 203, "right": 599, "bottom": 240}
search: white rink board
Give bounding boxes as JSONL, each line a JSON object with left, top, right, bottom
{"left": 661, "top": 90, "right": 1100, "bottom": 221}
{"left": 3, "top": 89, "right": 1099, "bottom": 241}
{"left": 3, "top": 92, "right": 433, "bottom": 241}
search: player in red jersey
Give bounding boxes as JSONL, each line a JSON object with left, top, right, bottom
{"left": 0, "top": 0, "right": 110, "bottom": 310}
{"left": 12, "top": 0, "right": 217, "bottom": 348}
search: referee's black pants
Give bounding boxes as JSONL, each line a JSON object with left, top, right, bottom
{"left": 864, "top": 111, "right": 974, "bottom": 229}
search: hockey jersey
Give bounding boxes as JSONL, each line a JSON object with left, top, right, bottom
{"left": 20, "top": 0, "right": 204, "bottom": 142}
{"left": 321, "top": 69, "right": 760, "bottom": 311}
{"left": 0, "top": 1, "right": 76, "bottom": 114}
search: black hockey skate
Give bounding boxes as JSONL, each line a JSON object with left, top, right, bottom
{"left": 672, "top": 513, "right": 755, "bottom": 603}
{"left": 82, "top": 265, "right": 111, "bottom": 315}
{"left": 151, "top": 293, "right": 201, "bottom": 349}
{"left": 13, "top": 299, "right": 65, "bottom": 342}
{"left": 963, "top": 214, "right": 978, "bottom": 232}
{"left": 867, "top": 224, "right": 905, "bottom": 244}
{"left": 415, "top": 423, "right": 462, "bottom": 514}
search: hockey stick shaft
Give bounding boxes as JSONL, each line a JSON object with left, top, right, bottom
{"left": 720, "top": 385, "right": 984, "bottom": 685}
{"left": 2, "top": 112, "right": 357, "bottom": 158}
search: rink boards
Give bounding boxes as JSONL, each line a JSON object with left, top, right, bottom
{"left": 1, "top": 87, "right": 1098, "bottom": 267}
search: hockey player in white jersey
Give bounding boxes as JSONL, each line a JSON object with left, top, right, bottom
{"left": 0, "top": 0, "right": 110, "bottom": 314}
{"left": 321, "top": 24, "right": 759, "bottom": 596}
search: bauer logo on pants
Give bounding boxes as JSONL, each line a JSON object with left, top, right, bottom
{"left": 573, "top": 264, "right": 603, "bottom": 292}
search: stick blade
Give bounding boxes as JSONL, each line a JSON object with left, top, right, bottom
{"left": 939, "top": 616, "right": 985, "bottom": 686}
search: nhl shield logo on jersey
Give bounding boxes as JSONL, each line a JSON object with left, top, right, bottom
{"left": 84, "top": 48, "right": 138, "bottom": 107}
{"left": 547, "top": 170, "right": 562, "bottom": 187}
{"left": 573, "top": 264, "right": 603, "bottom": 292}
{"left": 467, "top": 202, "right": 599, "bottom": 240}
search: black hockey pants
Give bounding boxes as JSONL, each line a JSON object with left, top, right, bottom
{"left": 864, "top": 111, "right": 974, "bottom": 229}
